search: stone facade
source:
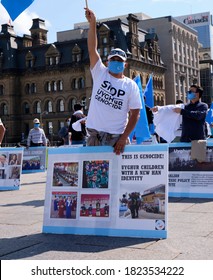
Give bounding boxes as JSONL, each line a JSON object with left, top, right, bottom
{"left": 0, "top": 15, "right": 166, "bottom": 144}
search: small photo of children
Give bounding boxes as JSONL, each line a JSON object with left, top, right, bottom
{"left": 52, "top": 162, "right": 79, "bottom": 187}
{"left": 82, "top": 160, "right": 109, "bottom": 188}
{"left": 80, "top": 194, "right": 110, "bottom": 218}
{"left": 50, "top": 191, "right": 77, "bottom": 219}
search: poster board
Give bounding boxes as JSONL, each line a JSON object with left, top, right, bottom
{"left": 43, "top": 145, "right": 168, "bottom": 239}
{"left": 169, "top": 141, "right": 213, "bottom": 198}
{"left": 0, "top": 147, "right": 24, "bottom": 191}
{"left": 22, "top": 147, "right": 47, "bottom": 173}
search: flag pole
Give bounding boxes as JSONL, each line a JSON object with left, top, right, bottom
{"left": 85, "top": 0, "right": 88, "bottom": 9}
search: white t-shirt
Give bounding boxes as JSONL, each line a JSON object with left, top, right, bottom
{"left": 86, "top": 59, "right": 142, "bottom": 134}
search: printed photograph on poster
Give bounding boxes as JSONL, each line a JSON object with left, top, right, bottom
{"left": 82, "top": 160, "right": 109, "bottom": 188}
{"left": 119, "top": 184, "right": 165, "bottom": 220}
{"left": 8, "top": 153, "right": 22, "bottom": 165}
{"left": 0, "top": 152, "right": 8, "bottom": 167}
{"left": 52, "top": 162, "right": 78, "bottom": 187}
{"left": 169, "top": 147, "right": 213, "bottom": 171}
{"left": 8, "top": 166, "right": 21, "bottom": 179}
{"left": 22, "top": 155, "right": 41, "bottom": 170}
{"left": 80, "top": 194, "right": 110, "bottom": 218}
{"left": 50, "top": 191, "right": 77, "bottom": 219}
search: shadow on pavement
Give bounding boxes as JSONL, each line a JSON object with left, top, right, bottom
{"left": 0, "top": 233, "right": 158, "bottom": 259}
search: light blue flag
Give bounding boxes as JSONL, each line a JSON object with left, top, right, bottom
{"left": 1, "top": 0, "right": 35, "bottom": 21}
{"left": 206, "top": 102, "right": 213, "bottom": 124}
{"left": 143, "top": 74, "right": 155, "bottom": 134}
{"left": 129, "top": 75, "right": 151, "bottom": 144}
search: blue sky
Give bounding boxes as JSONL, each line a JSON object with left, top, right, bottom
{"left": 0, "top": 0, "right": 212, "bottom": 43}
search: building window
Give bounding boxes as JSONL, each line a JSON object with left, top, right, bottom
{"left": 23, "top": 103, "right": 30, "bottom": 114}
{"left": 69, "top": 98, "right": 77, "bottom": 112}
{"left": 78, "top": 77, "right": 85, "bottom": 89}
{"left": 71, "top": 78, "right": 78, "bottom": 90}
{"left": 47, "top": 101, "right": 53, "bottom": 112}
{"left": 52, "top": 81, "right": 57, "bottom": 92}
{"left": 35, "top": 101, "right": 41, "bottom": 114}
{"left": 103, "top": 37, "right": 107, "bottom": 44}
{"left": 59, "top": 99, "right": 65, "bottom": 112}
{"left": 103, "top": 47, "right": 108, "bottom": 57}
{"left": 58, "top": 80, "right": 63, "bottom": 91}
{"left": 0, "top": 85, "right": 4, "bottom": 95}
{"left": 31, "top": 83, "right": 36, "bottom": 93}
{"left": 2, "top": 103, "right": 8, "bottom": 116}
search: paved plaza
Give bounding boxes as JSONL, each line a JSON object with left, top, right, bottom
{"left": 0, "top": 172, "right": 213, "bottom": 260}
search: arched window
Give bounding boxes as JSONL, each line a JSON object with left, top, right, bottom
{"left": 59, "top": 99, "right": 65, "bottom": 112}
{"left": 25, "top": 83, "right": 30, "bottom": 94}
{"left": 58, "top": 80, "right": 63, "bottom": 91}
{"left": 78, "top": 77, "right": 85, "bottom": 89}
{"left": 35, "top": 101, "right": 41, "bottom": 114}
{"left": 31, "top": 83, "right": 36, "bottom": 93}
{"left": 52, "top": 81, "right": 57, "bottom": 92}
{"left": 47, "top": 101, "right": 53, "bottom": 112}
{"left": 23, "top": 102, "right": 30, "bottom": 114}
{"left": 71, "top": 78, "right": 78, "bottom": 89}
{"left": 69, "top": 98, "right": 77, "bottom": 112}
{"left": 1, "top": 103, "right": 8, "bottom": 115}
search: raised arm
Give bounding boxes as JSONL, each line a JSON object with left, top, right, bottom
{"left": 85, "top": 8, "right": 100, "bottom": 69}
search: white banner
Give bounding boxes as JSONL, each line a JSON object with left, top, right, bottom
{"left": 43, "top": 145, "right": 168, "bottom": 239}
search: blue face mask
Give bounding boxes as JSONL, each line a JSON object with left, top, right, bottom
{"left": 187, "top": 91, "right": 196, "bottom": 100}
{"left": 108, "top": 61, "right": 125, "bottom": 74}
{"left": 34, "top": 123, "right": 40, "bottom": 128}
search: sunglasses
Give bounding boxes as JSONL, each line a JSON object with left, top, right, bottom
{"left": 109, "top": 49, "right": 127, "bottom": 59}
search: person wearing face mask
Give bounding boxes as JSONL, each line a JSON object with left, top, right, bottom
{"left": 85, "top": 8, "right": 142, "bottom": 155}
{"left": 27, "top": 118, "right": 47, "bottom": 148}
{"left": 173, "top": 85, "right": 208, "bottom": 142}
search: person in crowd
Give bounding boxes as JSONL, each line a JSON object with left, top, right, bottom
{"left": 151, "top": 86, "right": 208, "bottom": 143}
{"left": 27, "top": 118, "right": 47, "bottom": 147}
{"left": 58, "top": 118, "right": 71, "bottom": 145}
{"left": 69, "top": 103, "right": 87, "bottom": 145}
{"left": 85, "top": 8, "right": 142, "bottom": 155}
{"left": 173, "top": 85, "right": 208, "bottom": 142}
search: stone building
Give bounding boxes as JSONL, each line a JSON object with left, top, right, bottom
{"left": 139, "top": 16, "right": 200, "bottom": 104}
{"left": 0, "top": 14, "right": 166, "bottom": 144}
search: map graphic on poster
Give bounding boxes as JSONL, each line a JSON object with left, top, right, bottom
{"left": 22, "top": 147, "right": 47, "bottom": 173}
{"left": 0, "top": 148, "right": 24, "bottom": 190}
{"left": 168, "top": 142, "right": 213, "bottom": 198}
{"left": 43, "top": 145, "right": 168, "bottom": 239}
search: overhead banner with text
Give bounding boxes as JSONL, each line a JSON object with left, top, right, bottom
{"left": 43, "top": 145, "right": 168, "bottom": 239}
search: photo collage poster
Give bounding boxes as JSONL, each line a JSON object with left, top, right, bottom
{"left": 0, "top": 147, "right": 24, "bottom": 190}
{"left": 22, "top": 147, "right": 47, "bottom": 173}
{"left": 43, "top": 145, "right": 168, "bottom": 239}
{"left": 168, "top": 141, "right": 213, "bottom": 198}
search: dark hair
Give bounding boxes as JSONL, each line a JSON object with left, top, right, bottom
{"left": 74, "top": 103, "right": 83, "bottom": 111}
{"left": 190, "top": 84, "right": 203, "bottom": 98}
{"left": 176, "top": 99, "right": 184, "bottom": 104}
